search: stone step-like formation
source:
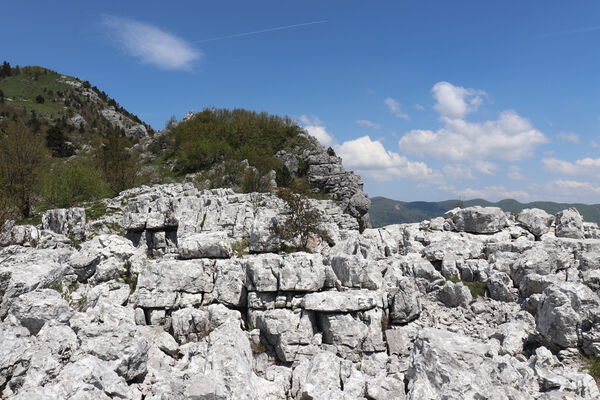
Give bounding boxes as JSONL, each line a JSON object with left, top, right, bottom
{"left": 1, "top": 188, "right": 600, "bottom": 399}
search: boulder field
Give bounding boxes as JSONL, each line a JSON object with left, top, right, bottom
{"left": 1, "top": 183, "right": 600, "bottom": 399}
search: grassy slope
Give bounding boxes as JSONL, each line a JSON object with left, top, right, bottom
{"left": 1, "top": 68, "right": 69, "bottom": 118}
{"left": 369, "top": 196, "right": 600, "bottom": 227}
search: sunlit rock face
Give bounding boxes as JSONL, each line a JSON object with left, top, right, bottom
{"left": 1, "top": 185, "right": 600, "bottom": 399}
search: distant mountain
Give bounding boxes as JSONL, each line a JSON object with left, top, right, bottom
{"left": 369, "top": 196, "right": 600, "bottom": 228}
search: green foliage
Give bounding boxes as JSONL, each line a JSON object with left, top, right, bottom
{"left": 45, "top": 126, "right": 74, "bottom": 157}
{"left": 68, "top": 234, "right": 82, "bottom": 250}
{"left": 447, "top": 277, "right": 487, "bottom": 298}
{"left": 357, "top": 217, "right": 366, "bottom": 234}
{"left": 35, "top": 94, "right": 44, "bottom": 104}
{"left": 231, "top": 238, "right": 250, "bottom": 258}
{"left": 327, "top": 147, "right": 336, "bottom": 156}
{"left": 241, "top": 169, "right": 271, "bottom": 193}
{"left": 272, "top": 188, "right": 331, "bottom": 252}
{"left": 0, "top": 118, "right": 50, "bottom": 217}
{"left": 15, "top": 213, "right": 42, "bottom": 226}
{"left": 49, "top": 280, "right": 80, "bottom": 307}
{"left": 297, "top": 159, "right": 309, "bottom": 177}
{"left": 41, "top": 160, "right": 111, "bottom": 209}
{"left": 275, "top": 163, "right": 293, "bottom": 188}
{"left": 167, "top": 108, "right": 305, "bottom": 174}
{"left": 584, "top": 355, "right": 600, "bottom": 385}
{"left": 96, "top": 131, "right": 140, "bottom": 194}
{"left": 85, "top": 201, "right": 108, "bottom": 221}
{"left": 250, "top": 341, "right": 267, "bottom": 354}
{"left": 117, "top": 261, "right": 138, "bottom": 294}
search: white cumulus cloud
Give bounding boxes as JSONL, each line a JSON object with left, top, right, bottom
{"left": 103, "top": 15, "right": 201, "bottom": 71}
{"left": 399, "top": 110, "right": 548, "bottom": 162}
{"left": 384, "top": 98, "right": 409, "bottom": 120}
{"left": 542, "top": 157, "right": 600, "bottom": 176}
{"left": 432, "top": 81, "right": 485, "bottom": 119}
{"left": 298, "top": 115, "right": 334, "bottom": 146}
{"left": 335, "top": 136, "right": 439, "bottom": 182}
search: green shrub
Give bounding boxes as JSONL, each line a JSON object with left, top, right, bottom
{"left": 297, "top": 159, "right": 309, "bottom": 177}
{"left": 327, "top": 147, "right": 336, "bottom": 156}
{"left": 96, "top": 131, "right": 140, "bottom": 193}
{"left": 46, "top": 126, "right": 74, "bottom": 158}
{"left": 242, "top": 169, "right": 271, "bottom": 193}
{"left": 167, "top": 108, "right": 305, "bottom": 174}
{"left": 41, "top": 160, "right": 111, "bottom": 208}
{"left": 275, "top": 163, "right": 293, "bottom": 188}
{"left": 585, "top": 355, "right": 600, "bottom": 385}
{"left": 231, "top": 238, "right": 250, "bottom": 257}
{"left": 117, "top": 261, "right": 138, "bottom": 294}
{"left": 447, "top": 277, "right": 486, "bottom": 298}
{"left": 272, "top": 188, "right": 331, "bottom": 252}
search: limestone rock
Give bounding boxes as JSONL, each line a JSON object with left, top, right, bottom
{"left": 518, "top": 208, "right": 554, "bottom": 237}
{"left": 555, "top": 208, "right": 584, "bottom": 239}
{"left": 536, "top": 282, "right": 600, "bottom": 348}
{"left": 446, "top": 206, "right": 509, "bottom": 234}
{"left": 42, "top": 207, "right": 86, "bottom": 241}
{"left": 438, "top": 281, "right": 472, "bottom": 308}
{"left": 302, "top": 290, "right": 383, "bottom": 312}
{"left": 178, "top": 231, "right": 233, "bottom": 259}
{"left": 8, "top": 289, "right": 73, "bottom": 335}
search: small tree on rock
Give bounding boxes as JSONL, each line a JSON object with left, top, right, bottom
{"left": 271, "top": 188, "right": 331, "bottom": 252}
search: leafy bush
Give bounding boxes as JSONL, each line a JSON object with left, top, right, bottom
{"left": 242, "top": 169, "right": 271, "bottom": 193}
{"left": 271, "top": 188, "right": 331, "bottom": 252}
{"left": 297, "top": 159, "right": 309, "bottom": 177}
{"left": 327, "top": 147, "right": 336, "bottom": 156}
{"left": 275, "top": 163, "right": 293, "bottom": 188}
{"left": 41, "top": 160, "right": 111, "bottom": 208}
{"left": 35, "top": 94, "right": 44, "bottom": 104}
{"left": 585, "top": 355, "right": 600, "bottom": 385}
{"left": 96, "top": 131, "right": 140, "bottom": 193}
{"left": 168, "top": 108, "right": 305, "bottom": 174}
{"left": 46, "top": 126, "right": 75, "bottom": 158}
{"left": 0, "top": 119, "right": 50, "bottom": 217}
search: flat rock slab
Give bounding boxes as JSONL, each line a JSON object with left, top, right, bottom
{"left": 302, "top": 290, "right": 383, "bottom": 312}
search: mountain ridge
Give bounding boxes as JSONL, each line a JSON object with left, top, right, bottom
{"left": 369, "top": 196, "right": 600, "bottom": 227}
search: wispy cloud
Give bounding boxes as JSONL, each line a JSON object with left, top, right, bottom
{"left": 542, "top": 25, "right": 600, "bottom": 37}
{"left": 356, "top": 119, "right": 381, "bottom": 129}
{"left": 556, "top": 132, "right": 579, "bottom": 144}
{"left": 103, "top": 15, "right": 201, "bottom": 71}
{"left": 384, "top": 98, "right": 409, "bottom": 120}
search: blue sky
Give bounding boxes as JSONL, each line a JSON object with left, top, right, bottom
{"left": 3, "top": 1, "right": 600, "bottom": 203}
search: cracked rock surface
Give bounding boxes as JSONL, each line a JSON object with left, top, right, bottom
{"left": 1, "top": 186, "right": 600, "bottom": 399}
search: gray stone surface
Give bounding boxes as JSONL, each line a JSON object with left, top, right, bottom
{"left": 1, "top": 185, "right": 599, "bottom": 399}
{"left": 555, "top": 208, "right": 585, "bottom": 239}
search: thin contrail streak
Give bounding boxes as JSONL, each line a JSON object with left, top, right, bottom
{"left": 193, "top": 20, "right": 327, "bottom": 43}
{"left": 542, "top": 25, "right": 600, "bottom": 37}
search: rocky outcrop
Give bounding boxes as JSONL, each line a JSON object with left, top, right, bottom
{"left": 276, "top": 133, "right": 371, "bottom": 227}
{"left": 1, "top": 186, "right": 599, "bottom": 399}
